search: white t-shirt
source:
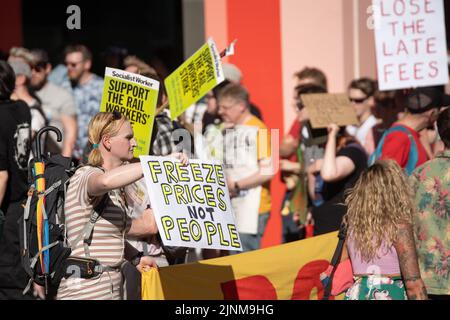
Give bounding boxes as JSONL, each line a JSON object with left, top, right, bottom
{"left": 346, "top": 115, "right": 378, "bottom": 147}
{"left": 36, "top": 81, "right": 76, "bottom": 150}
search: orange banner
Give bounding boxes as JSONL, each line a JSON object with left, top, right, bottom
{"left": 142, "top": 231, "right": 343, "bottom": 300}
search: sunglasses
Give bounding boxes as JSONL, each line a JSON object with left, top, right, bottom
{"left": 349, "top": 97, "right": 368, "bottom": 104}
{"left": 32, "top": 62, "right": 47, "bottom": 72}
{"left": 99, "top": 111, "right": 122, "bottom": 137}
{"left": 64, "top": 60, "right": 83, "bottom": 68}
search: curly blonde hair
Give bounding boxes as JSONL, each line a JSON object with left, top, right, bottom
{"left": 342, "top": 160, "right": 415, "bottom": 262}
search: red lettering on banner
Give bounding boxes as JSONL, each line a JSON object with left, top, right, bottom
{"left": 426, "top": 37, "right": 436, "bottom": 54}
{"left": 383, "top": 42, "right": 393, "bottom": 56}
{"left": 380, "top": 0, "right": 391, "bottom": 17}
{"left": 221, "top": 275, "right": 277, "bottom": 300}
{"left": 397, "top": 40, "right": 408, "bottom": 55}
{"left": 424, "top": 0, "right": 435, "bottom": 14}
{"left": 428, "top": 61, "right": 438, "bottom": 78}
{"left": 410, "top": 0, "right": 420, "bottom": 15}
{"left": 416, "top": 19, "right": 425, "bottom": 33}
{"left": 413, "top": 62, "right": 424, "bottom": 80}
{"left": 388, "top": 21, "right": 398, "bottom": 36}
{"left": 393, "top": 0, "right": 406, "bottom": 16}
{"left": 399, "top": 63, "right": 410, "bottom": 81}
{"left": 290, "top": 260, "right": 333, "bottom": 300}
{"left": 384, "top": 64, "right": 394, "bottom": 83}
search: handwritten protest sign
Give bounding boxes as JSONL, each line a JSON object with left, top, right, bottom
{"left": 100, "top": 67, "right": 159, "bottom": 157}
{"left": 165, "top": 38, "right": 225, "bottom": 120}
{"left": 373, "top": 0, "right": 449, "bottom": 90}
{"left": 301, "top": 93, "right": 358, "bottom": 129}
{"left": 140, "top": 156, "right": 242, "bottom": 251}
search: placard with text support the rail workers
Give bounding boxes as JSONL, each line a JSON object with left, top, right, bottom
{"left": 100, "top": 67, "right": 159, "bottom": 157}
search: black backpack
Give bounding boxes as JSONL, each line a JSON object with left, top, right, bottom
{"left": 20, "top": 127, "right": 115, "bottom": 297}
{"left": 20, "top": 152, "right": 76, "bottom": 293}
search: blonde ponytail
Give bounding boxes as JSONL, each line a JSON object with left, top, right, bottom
{"left": 87, "top": 112, "right": 127, "bottom": 166}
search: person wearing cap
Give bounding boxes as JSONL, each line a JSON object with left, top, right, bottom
{"left": 30, "top": 49, "right": 77, "bottom": 158}
{"left": 409, "top": 107, "right": 450, "bottom": 300}
{"left": 375, "top": 87, "right": 446, "bottom": 173}
{"left": 221, "top": 63, "right": 263, "bottom": 121}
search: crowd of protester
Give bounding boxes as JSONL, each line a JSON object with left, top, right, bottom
{"left": 0, "top": 44, "right": 448, "bottom": 300}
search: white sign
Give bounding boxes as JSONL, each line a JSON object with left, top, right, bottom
{"left": 140, "top": 156, "right": 242, "bottom": 251}
{"left": 374, "top": 0, "right": 448, "bottom": 90}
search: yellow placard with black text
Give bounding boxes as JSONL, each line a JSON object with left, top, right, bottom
{"left": 100, "top": 67, "right": 159, "bottom": 157}
{"left": 165, "top": 38, "right": 225, "bottom": 120}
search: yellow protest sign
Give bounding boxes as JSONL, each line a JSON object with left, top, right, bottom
{"left": 142, "top": 231, "right": 345, "bottom": 300}
{"left": 301, "top": 93, "right": 358, "bottom": 129}
{"left": 100, "top": 67, "right": 159, "bottom": 157}
{"left": 165, "top": 38, "right": 225, "bottom": 120}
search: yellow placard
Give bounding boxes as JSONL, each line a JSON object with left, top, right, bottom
{"left": 142, "top": 231, "right": 345, "bottom": 300}
{"left": 100, "top": 67, "right": 159, "bottom": 157}
{"left": 165, "top": 38, "right": 225, "bottom": 120}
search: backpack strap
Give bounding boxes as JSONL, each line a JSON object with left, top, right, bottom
{"left": 322, "top": 226, "right": 347, "bottom": 300}
{"left": 70, "top": 193, "right": 109, "bottom": 258}
{"left": 368, "top": 126, "right": 418, "bottom": 175}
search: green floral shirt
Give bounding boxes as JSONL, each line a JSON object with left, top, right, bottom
{"left": 409, "top": 150, "right": 450, "bottom": 295}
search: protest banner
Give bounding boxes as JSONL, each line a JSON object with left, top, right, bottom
{"left": 100, "top": 67, "right": 159, "bottom": 157}
{"left": 373, "top": 0, "right": 449, "bottom": 90}
{"left": 164, "top": 38, "right": 225, "bottom": 120}
{"left": 140, "top": 156, "right": 242, "bottom": 251}
{"left": 142, "top": 231, "right": 343, "bottom": 300}
{"left": 301, "top": 93, "right": 358, "bottom": 129}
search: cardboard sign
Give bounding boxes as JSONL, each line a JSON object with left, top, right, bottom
{"left": 301, "top": 93, "right": 358, "bottom": 129}
{"left": 165, "top": 38, "right": 225, "bottom": 120}
{"left": 373, "top": 0, "right": 449, "bottom": 90}
{"left": 100, "top": 67, "right": 159, "bottom": 157}
{"left": 140, "top": 156, "right": 242, "bottom": 251}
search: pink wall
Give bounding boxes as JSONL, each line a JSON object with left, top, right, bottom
{"left": 281, "top": 0, "right": 377, "bottom": 133}
{"left": 204, "top": 0, "right": 228, "bottom": 62}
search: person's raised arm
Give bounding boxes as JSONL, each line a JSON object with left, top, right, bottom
{"left": 394, "top": 222, "right": 428, "bottom": 300}
{"left": 87, "top": 162, "right": 144, "bottom": 197}
{"left": 60, "top": 115, "right": 77, "bottom": 158}
{"left": 320, "top": 124, "right": 355, "bottom": 182}
{"left": 87, "top": 153, "right": 188, "bottom": 197}
{"left": 0, "top": 170, "right": 8, "bottom": 207}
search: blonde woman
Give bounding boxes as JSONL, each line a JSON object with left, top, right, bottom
{"left": 343, "top": 160, "right": 427, "bottom": 300}
{"left": 57, "top": 111, "right": 187, "bottom": 300}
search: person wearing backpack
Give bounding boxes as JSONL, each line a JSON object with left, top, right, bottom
{"left": 371, "top": 87, "right": 448, "bottom": 175}
{"left": 56, "top": 111, "right": 188, "bottom": 300}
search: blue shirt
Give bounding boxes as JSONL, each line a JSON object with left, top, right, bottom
{"left": 61, "top": 74, "right": 104, "bottom": 158}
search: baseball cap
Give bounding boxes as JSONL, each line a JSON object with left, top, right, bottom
{"left": 8, "top": 60, "right": 32, "bottom": 79}
{"left": 406, "top": 87, "right": 450, "bottom": 114}
{"left": 222, "top": 63, "right": 242, "bottom": 83}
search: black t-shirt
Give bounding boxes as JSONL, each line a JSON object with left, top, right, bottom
{"left": 0, "top": 100, "right": 32, "bottom": 210}
{"left": 312, "top": 144, "right": 368, "bottom": 235}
